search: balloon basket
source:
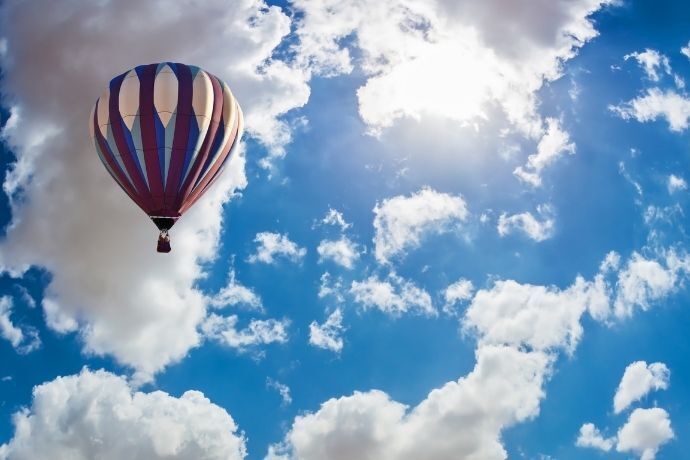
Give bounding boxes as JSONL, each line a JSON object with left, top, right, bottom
{"left": 157, "top": 230, "right": 171, "bottom": 253}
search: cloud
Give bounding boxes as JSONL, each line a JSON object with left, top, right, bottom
{"left": 201, "top": 314, "right": 289, "bottom": 351}
{"left": 513, "top": 118, "right": 576, "bottom": 187}
{"left": 373, "top": 188, "right": 468, "bottom": 264}
{"left": 497, "top": 205, "right": 555, "bottom": 242}
{"left": 350, "top": 273, "right": 435, "bottom": 316}
{"left": 317, "top": 237, "right": 360, "bottom": 269}
{"left": 0, "top": 296, "right": 41, "bottom": 354}
{"left": 273, "top": 247, "right": 690, "bottom": 459}
{"left": 613, "top": 250, "right": 690, "bottom": 318}
{"left": 0, "top": 368, "right": 246, "bottom": 460}
{"left": 209, "top": 269, "right": 263, "bottom": 312}
{"left": 318, "top": 272, "right": 346, "bottom": 304}
{"left": 576, "top": 423, "right": 615, "bottom": 452}
{"left": 610, "top": 88, "right": 690, "bottom": 132}
{"left": 248, "top": 232, "right": 307, "bottom": 264}
{"left": 682, "top": 41, "right": 690, "bottom": 60}
{"left": 442, "top": 278, "right": 474, "bottom": 314}
{"left": 292, "top": 0, "right": 613, "bottom": 137}
{"left": 616, "top": 408, "right": 673, "bottom": 460}
{"left": 613, "top": 361, "right": 670, "bottom": 414}
{"left": 0, "top": 0, "right": 310, "bottom": 382}
{"left": 464, "top": 275, "right": 608, "bottom": 354}
{"left": 625, "top": 49, "right": 673, "bottom": 83}
{"left": 319, "top": 208, "right": 351, "bottom": 231}
{"left": 270, "top": 345, "right": 550, "bottom": 460}
{"left": 266, "top": 378, "right": 292, "bottom": 406}
{"left": 667, "top": 174, "right": 687, "bottom": 194}
{"left": 309, "top": 308, "right": 345, "bottom": 353}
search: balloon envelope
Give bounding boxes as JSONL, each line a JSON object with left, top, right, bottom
{"left": 89, "top": 62, "right": 243, "bottom": 247}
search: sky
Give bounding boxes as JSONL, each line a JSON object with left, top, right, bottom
{"left": 0, "top": 0, "right": 690, "bottom": 459}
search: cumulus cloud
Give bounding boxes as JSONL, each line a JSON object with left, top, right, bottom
{"left": 610, "top": 88, "right": 690, "bottom": 132}
{"left": 209, "top": 269, "right": 263, "bottom": 311}
{"left": 616, "top": 408, "right": 673, "bottom": 460}
{"left": 248, "top": 232, "right": 307, "bottom": 264}
{"left": 465, "top": 276, "right": 608, "bottom": 354}
{"left": 318, "top": 272, "right": 346, "bottom": 304}
{"left": 576, "top": 423, "right": 614, "bottom": 452}
{"left": 317, "top": 237, "right": 360, "bottom": 269}
{"left": 667, "top": 174, "right": 687, "bottom": 194}
{"left": 270, "top": 345, "right": 550, "bottom": 460}
{"left": 266, "top": 378, "right": 292, "bottom": 406}
{"left": 319, "top": 208, "right": 351, "bottom": 231}
{"left": 273, "top": 247, "right": 690, "bottom": 459}
{"left": 442, "top": 278, "right": 474, "bottom": 314}
{"left": 613, "top": 361, "right": 670, "bottom": 414}
{"left": 513, "top": 118, "right": 576, "bottom": 187}
{"left": 373, "top": 188, "right": 468, "bottom": 264}
{"left": 292, "top": 0, "right": 613, "bottom": 137}
{"left": 497, "top": 204, "right": 555, "bottom": 242}
{"left": 0, "top": 368, "right": 246, "bottom": 459}
{"left": 624, "top": 49, "right": 674, "bottom": 83}
{"left": 308, "top": 308, "right": 345, "bottom": 353}
{"left": 613, "top": 250, "right": 690, "bottom": 318}
{"left": 350, "top": 273, "right": 435, "bottom": 316}
{"left": 0, "top": 0, "right": 310, "bottom": 382}
{"left": 0, "top": 296, "right": 41, "bottom": 354}
{"left": 201, "top": 314, "right": 289, "bottom": 351}
{"left": 682, "top": 41, "right": 690, "bottom": 60}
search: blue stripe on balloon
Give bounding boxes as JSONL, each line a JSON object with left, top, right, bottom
{"left": 178, "top": 114, "right": 201, "bottom": 191}
{"left": 195, "top": 122, "right": 224, "bottom": 187}
{"left": 154, "top": 111, "right": 166, "bottom": 183}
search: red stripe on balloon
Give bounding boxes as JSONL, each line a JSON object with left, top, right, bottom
{"left": 179, "top": 107, "right": 240, "bottom": 214}
{"left": 109, "top": 73, "right": 155, "bottom": 212}
{"left": 137, "top": 64, "right": 165, "bottom": 213}
{"left": 164, "top": 63, "right": 192, "bottom": 212}
{"left": 93, "top": 108, "right": 146, "bottom": 210}
{"left": 175, "top": 75, "right": 223, "bottom": 210}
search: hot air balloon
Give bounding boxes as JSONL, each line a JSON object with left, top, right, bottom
{"left": 89, "top": 62, "right": 243, "bottom": 253}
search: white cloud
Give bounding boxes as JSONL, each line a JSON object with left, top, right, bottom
{"left": 267, "top": 378, "right": 292, "bottom": 406}
{"left": 464, "top": 275, "right": 608, "bottom": 354}
{"left": 616, "top": 408, "right": 673, "bottom": 460}
{"left": 201, "top": 314, "right": 289, "bottom": 351}
{"left": 292, "top": 0, "right": 613, "bottom": 137}
{"left": 442, "top": 278, "right": 474, "bottom": 314}
{"left": 497, "top": 205, "right": 555, "bottom": 242}
{"left": 682, "top": 41, "right": 690, "bottom": 60}
{"left": 576, "top": 423, "right": 614, "bottom": 452}
{"left": 373, "top": 188, "right": 468, "bottom": 264}
{"left": 625, "top": 49, "right": 672, "bottom": 82}
{"left": 613, "top": 250, "right": 690, "bottom": 318}
{"left": 667, "top": 174, "right": 687, "bottom": 194}
{"left": 0, "top": 296, "right": 41, "bottom": 354}
{"left": 41, "top": 298, "right": 78, "bottom": 335}
{"left": 610, "top": 88, "right": 690, "bottom": 132}
{"left": 270, "top": 345, "right": 550, "bottom": 460}
{"left": 514, "top": 118, "right": 576, "bottom": 187}
{"left": 318, "top": 272, "right": 346, "bottom": 304}
{"left": 209, "top": 269, "right": 263, "bottom": 311}
{"left": 613, "top": 361, "right": 670, "bottom": 414}
{"left": 0, "top": 0, "right": 310, "bottom": 382}
{"left": 350, "top": 273, "right": 435, "bottom": 316}
{"left": 619, "top": 161, "right": 644, "bottom": 196}
{"left": 273, "top": 247, "right": 690, "bottom": 459}
{"left": 317, "top": 237, "right": 360, "bottom": 269}
{"left": 0, "top": 368, "right": 246, "bottom": 459}
{"left": 309, "top": 308, "right": 345, "bottom": 353}
{"left": 248, "top": 232, "right": 307, "bottom": 265}
{"left": 319, "top": 208, "right": 351, "bottom": 231}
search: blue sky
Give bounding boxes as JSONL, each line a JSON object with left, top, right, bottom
{"left": 1, "top": 1, "right": 690, "bottom": 459}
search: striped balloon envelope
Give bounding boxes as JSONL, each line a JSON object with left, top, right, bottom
{"left": 89, "top": 62, "right": 244, "bottom": 252}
